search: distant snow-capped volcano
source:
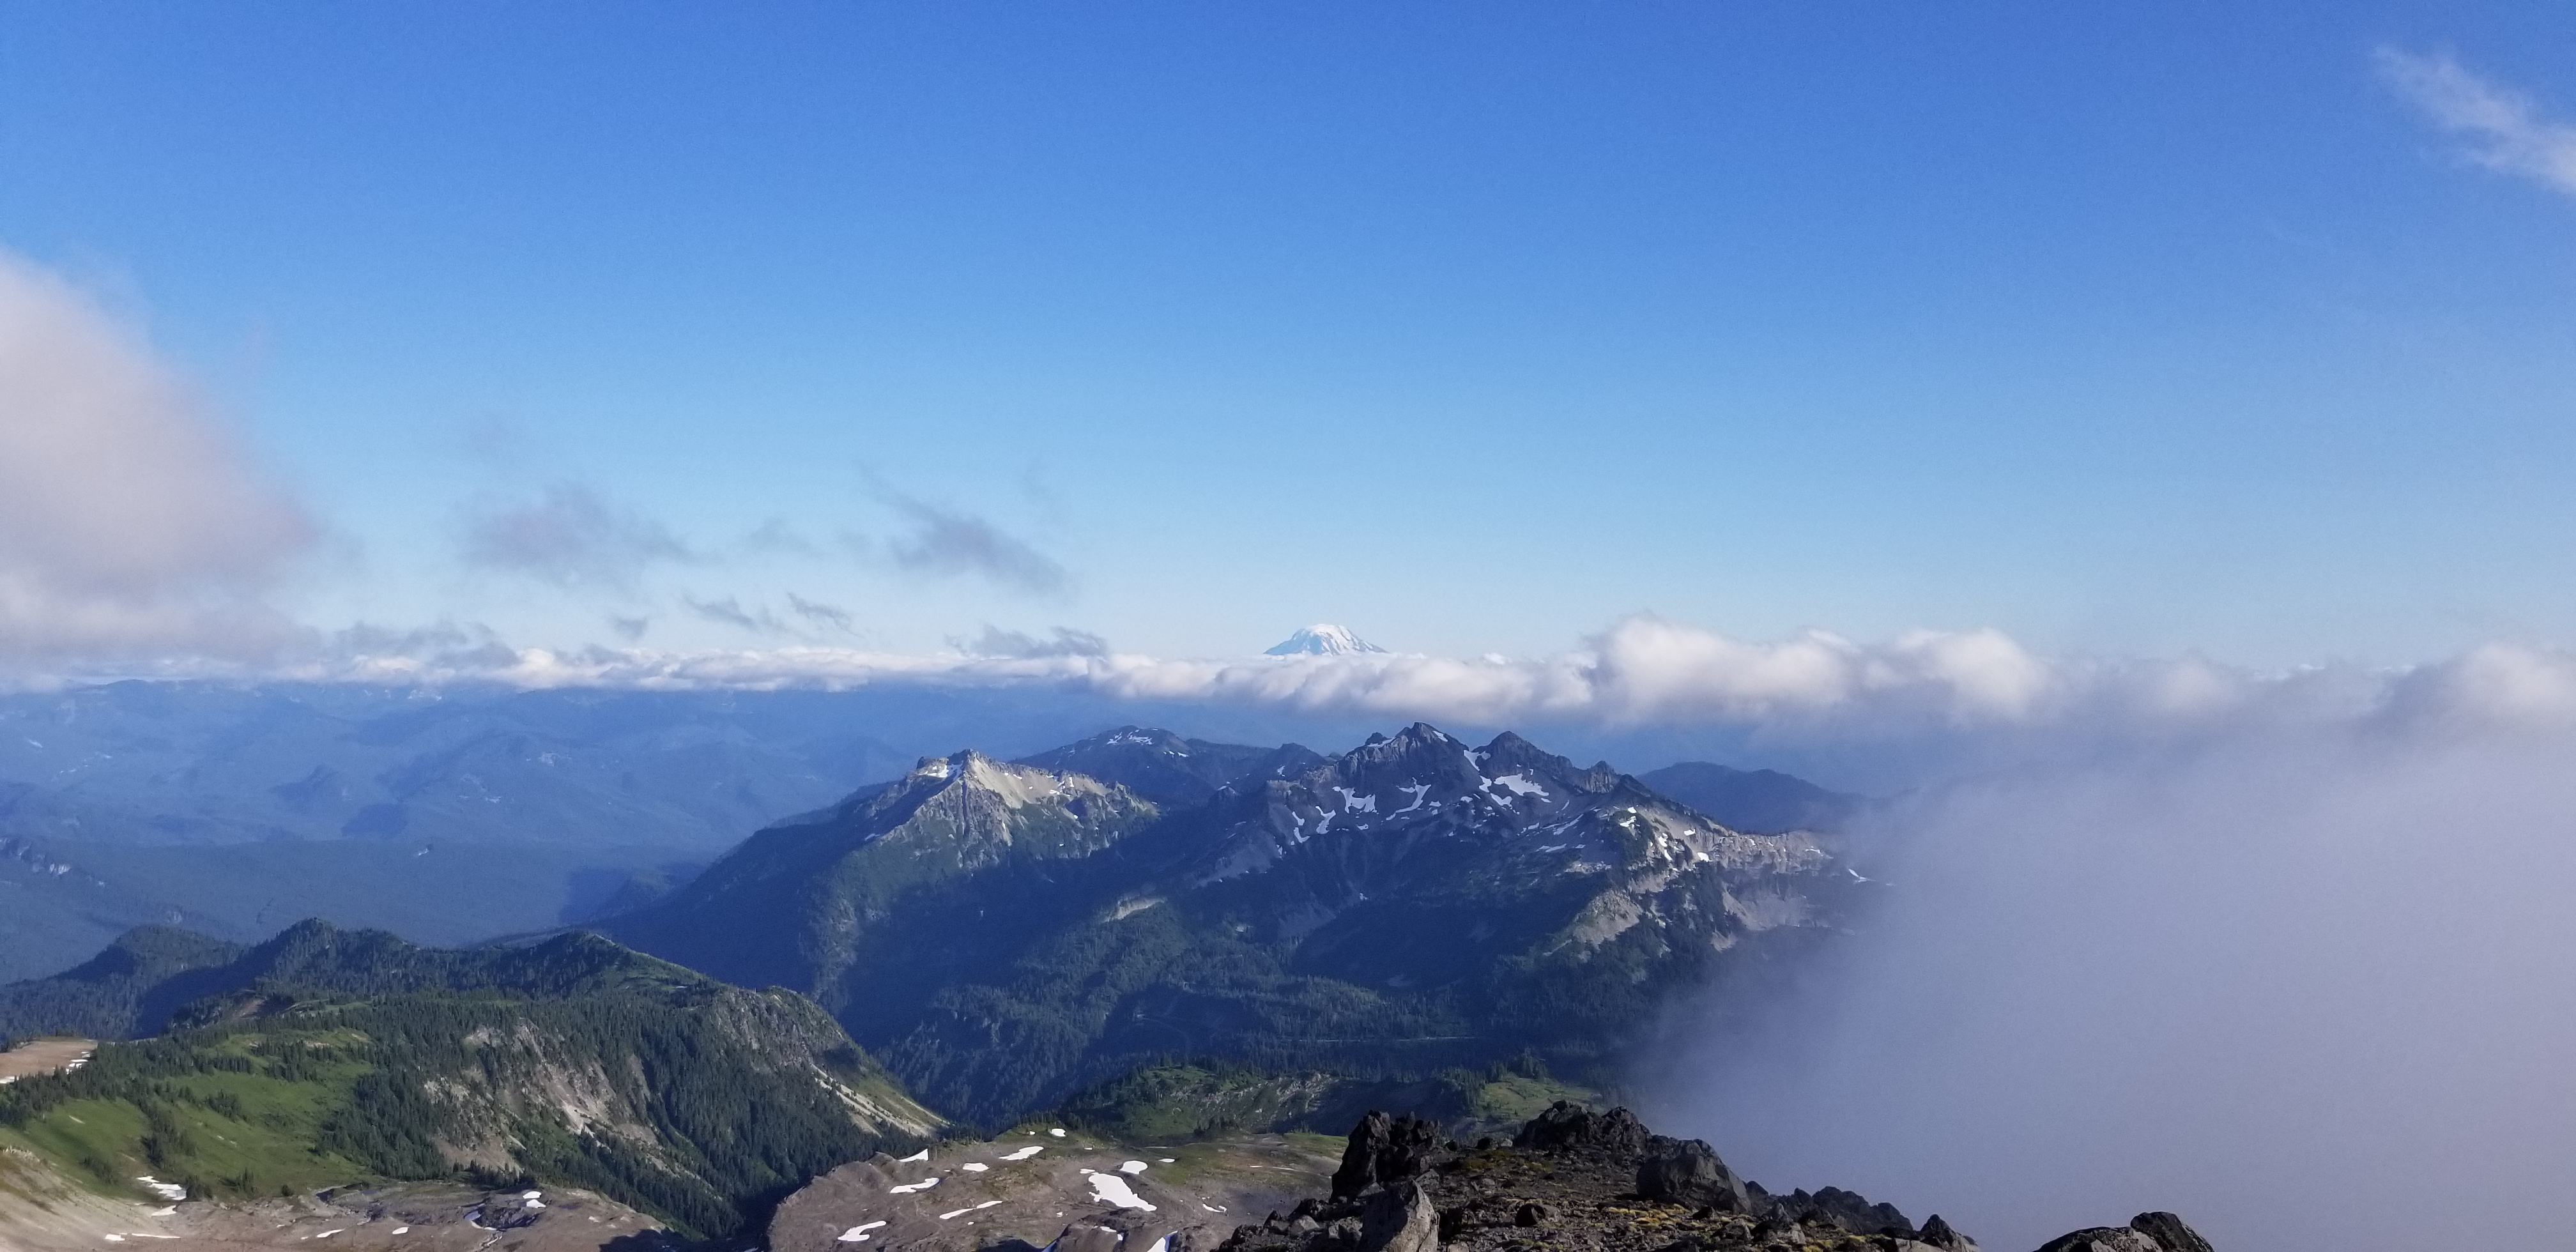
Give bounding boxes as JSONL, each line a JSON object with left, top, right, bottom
{"left": 1265, "top": 623, "right": 1386, "bottom": 656}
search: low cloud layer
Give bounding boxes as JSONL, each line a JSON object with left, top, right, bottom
{"left": 1638, "top": 716, "right": 2576, "bottom": 1252}
{"left": 275, "top": 615, "right": 2576, "bottom": 774}
{"left": 2380, "top": 47, "right": 2576, "bottom": 199}
{"left": 0, "top": 250, "right": 314, "bottom": 662}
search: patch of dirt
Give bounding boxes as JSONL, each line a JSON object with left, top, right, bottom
{"left": 0, "top": 1150, "right": 675, "bottom": 1252}
{"left": 0, "top": 1037, "right": 96, "bottom": 1083}
{"left": 768, "top": 1129, "right": 1338, "bottom": 1252}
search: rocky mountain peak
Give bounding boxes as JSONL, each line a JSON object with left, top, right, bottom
{"left": 1016, "top": 727, "right": 1327, "bottom": 809}
{"left": 875, "top": 750, "right": 1123, "bottom": 818}
{"left": 1175, "top": 722, "right": 1846, "bottom": 985}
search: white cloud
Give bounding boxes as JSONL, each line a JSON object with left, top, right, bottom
{"left": 1639, "top": 693, "right": 2576, "bottom": 1252}
{"left": 251, "top": 614, "right": 2576, "bottom": 770}
{"left": 0, "top": 250, "right": 314, "bottom": 662}
{"left": 2378, "top": 47, "right": 2576, "bottom": 199}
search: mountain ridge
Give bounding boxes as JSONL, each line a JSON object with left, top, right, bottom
{"left": 0, "top": 918, "right": 940, "bottom": 1241}
{"left": 602, "top": 721, "right": 1855, "bottom": 1127}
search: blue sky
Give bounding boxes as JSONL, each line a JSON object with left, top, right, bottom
{"left": 6, "top": 1, "right": 2576, "bottom": 669}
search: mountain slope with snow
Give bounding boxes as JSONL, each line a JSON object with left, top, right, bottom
{"left": 1264, "top": 624, "right": 1387, "bottom": 655}
{"left": 605, "top": 723, "right": 1854, "bottom": 1126}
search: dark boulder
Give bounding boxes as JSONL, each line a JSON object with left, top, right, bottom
{"left": 1331, "top": 1111, "right": 1443, "bottom": 1200}
{"left": 2035, "top": 1211, "right": 2215, "bottom": 1252}
{"left": 1512, "top": 1101, "right": 1650, "bottom": 1156}
{"left": 1635, "top": 1136, "right": 1752, "bottom": 1214}
{"left": 1806, "top": 1186, "right": 1913, "bottom": 1239}
{"left": 1051, "top": 1225, "right": 1127, "bottom": 1252}
{"left": 2035, "top": 1229, "right": 2161, "bottom": 1252}
{"left": 2128, "top": 1213, "right": 2212, "bottom": 1252}
{"left": 1918, "top": 1214, "right": 1974, "bottom": 1249}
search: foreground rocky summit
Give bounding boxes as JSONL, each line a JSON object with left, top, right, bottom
{"left": 1220, "top": 1103, "right": 2217, "bottom": 1252}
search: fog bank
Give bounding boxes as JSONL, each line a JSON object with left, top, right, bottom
{"left": 1640, "top": 720, "right": 2576, "bottom": 1251}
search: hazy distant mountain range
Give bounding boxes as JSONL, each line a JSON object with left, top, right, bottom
{"left": 0, "top": 682, "right": 1860, "bottom": 983}
{"left": 0, "top": 682, "right": 1288, "bottom": 980}
{"left": 4, "top": 722, "right": 1864, "bottom": 1122}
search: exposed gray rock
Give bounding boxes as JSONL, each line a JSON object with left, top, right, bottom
{"left": 1793, "top": 1185, "right": 1915, "bottom": 1237}
{"left": 2127, "top": 1212, "right": 2213, "bottom": 1252}
{"left": 1224, "top": 1102, "right": 1971, "bottom": 1252}
{"left": 1512, "top": 1101, "right": 1650, "bottom": 1155}
{"left": 1359, "top": 1182, "right": 1438, "bottom": 1252}
{"left": 1332, "top": 1111, "right": 1442, "bottom": 1200}
{"left": 2034, "top": 1228, "right": 2163, "bottom": 1252}
{"left": 1053, "top": 1223, "right": 1128, "bottom": 1252}
{"left": 1636, "top": 1136, "right": 1751, "bottom": 1214}
{"left": 2033, "top": 1210, "right": 2216, "bottom": 1252}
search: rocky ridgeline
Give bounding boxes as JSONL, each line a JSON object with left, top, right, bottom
{"left": 1218, "top": 1103, "right": 2215, "bottom": 1252}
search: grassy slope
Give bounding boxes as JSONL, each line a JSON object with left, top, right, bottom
{"left": 0, "top": 1028, "right": 374, "bottom": 1203}
{"left": 0, "top": 924, "right": 942, "bottom": 1241}
{"left": 1055, "top": 1061, "right": 1600, "bottom": 1145}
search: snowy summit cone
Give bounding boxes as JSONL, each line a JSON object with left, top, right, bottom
{"left": 1266, "top": 623, "right": 1387, "bottom": 656}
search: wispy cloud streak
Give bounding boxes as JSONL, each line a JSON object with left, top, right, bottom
{"left": 459, "top": 483, "right": 690, "bottom": 590}
{"left": 880, "top": 494, "right": 1070, "bottom": 596}
{"left": 2378, "top": 47, "right": 2576, "bottom": 199}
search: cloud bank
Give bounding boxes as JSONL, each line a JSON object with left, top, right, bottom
{"left": 0, "top": 250, "right": 314, "bottom": 662}
{"left": 1638, "top": 714, "right": 2576, "bottom": 1252}
{"left": 266, "top": 615, "right": 2576, "bottom": 767}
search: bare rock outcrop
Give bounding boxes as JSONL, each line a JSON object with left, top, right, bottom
{"left": 1219, "top": 1101, "right": 2011, "bottom": 1252}
{"left": 2035, "top": 1212, "right": 2215, "bottom": 1252}
{"left": 1331, "top": 1111, "right": 1442, "bottom": 1200}
{"left": 1636, "top": 1134, "right": 1752, "bottom": 1214}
